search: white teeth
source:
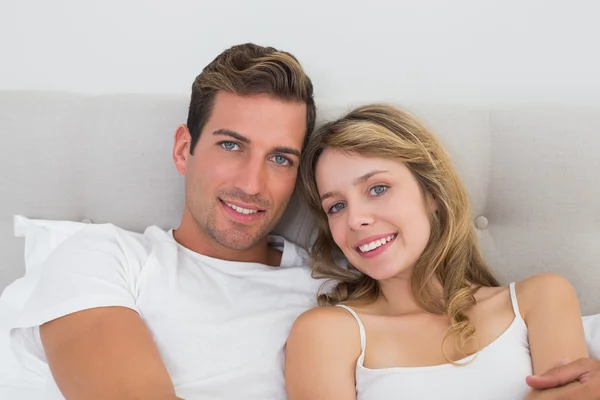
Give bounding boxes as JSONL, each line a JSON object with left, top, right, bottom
{"left": 225, "top": 202, "right": 259, "bottom": 215}
{"left": 358, "top": 234, "right": 396, "bottom": 253}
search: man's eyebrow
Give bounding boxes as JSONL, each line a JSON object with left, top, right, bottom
{"left": 320, "top": 170, "right": 388, "bottom": 202}
{"left": 212, "top": 129, "right": 250, "bottom": 143}
{"left": 273, "top": 146, "right": 301, "bottom": 158}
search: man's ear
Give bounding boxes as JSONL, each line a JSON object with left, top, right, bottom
{"left": 173, "top": 124, "right": 192, "bottom": 175}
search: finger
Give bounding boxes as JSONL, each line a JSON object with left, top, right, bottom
{"left": 556, "top": 380, "right": 599, "bottom": 400}
{"left": 578, "top": 372, "right": 591, "bottom": 383}
{"left": 526, "top": 360, "right": 590, "bottom": 390}
{"left": 527, "top": 382, "right": 582, "bottom": 400}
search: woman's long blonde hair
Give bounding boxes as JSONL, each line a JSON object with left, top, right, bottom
{"left": 299, "top": 104, "right": 499, "bottom": 359}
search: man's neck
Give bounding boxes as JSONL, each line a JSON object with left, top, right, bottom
{"left": 173, "top": 216, "right": 281, "bottom": 266}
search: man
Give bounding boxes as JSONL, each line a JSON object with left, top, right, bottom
{"left": 527, "top": 359, "right": 600, "bottom": 399}
{"left": 9, "top": 43, "right": 600, "bottom": 400}
{"left": 11, "top": 43, "right": 319, "bottom": 400}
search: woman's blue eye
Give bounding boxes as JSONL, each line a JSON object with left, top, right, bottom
{"left": 272, "top": 155, "right": 291, "bottom": 166}
{"left": 221, "top": 141, "right": 239, "bottom": 151}
{"left": 327, "top": 202, "right": 346, "bottom": 214}
{"left": 370, "top": 185, "right": 388, "bottom": 196}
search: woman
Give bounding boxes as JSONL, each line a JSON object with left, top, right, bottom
{"left": 285, "top": 104, "right": 588, "bottom": 399}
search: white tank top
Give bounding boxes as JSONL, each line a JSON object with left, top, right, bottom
{"left": 336, "top": 282, "right": 532, "bottom": 400}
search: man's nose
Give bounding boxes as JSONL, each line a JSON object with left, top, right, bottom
{"left": 234, "top": 157, "right": 266, "bottom": 196}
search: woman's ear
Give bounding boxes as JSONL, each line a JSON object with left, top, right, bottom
{"left": 427, "top": 193, "right": 439, "bottom": 214}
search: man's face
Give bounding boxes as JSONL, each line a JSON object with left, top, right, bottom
{"left": 176, "top": 91, "right": 307, "bottom": 252}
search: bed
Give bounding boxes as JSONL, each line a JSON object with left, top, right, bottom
{"left": 1, "top": 91, "right": 599, "bottom": 396}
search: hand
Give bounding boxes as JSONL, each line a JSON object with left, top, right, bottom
{"left": 526, "top": 358, "right": 600, "bottom": 399}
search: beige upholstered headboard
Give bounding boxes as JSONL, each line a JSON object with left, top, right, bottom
{"left": 1, "top": 92, "right": 598, "bottom": 314}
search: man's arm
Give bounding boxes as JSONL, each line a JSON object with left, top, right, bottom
{"left": 41, "top": 306, "right": 181, "bottom": 400}
{"left": 525, "top": 358, "right": 600, "bottom": 400}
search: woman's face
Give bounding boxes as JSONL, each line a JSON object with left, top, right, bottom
{"left": 315, "top": 148, "right": 433, "bottom": 281}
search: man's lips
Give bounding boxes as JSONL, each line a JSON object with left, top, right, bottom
{"left": 219, "top": 199, "right": 267, "bottom": 224}
{"left": 220, "top": 199, "right": 265, "bottom": 214}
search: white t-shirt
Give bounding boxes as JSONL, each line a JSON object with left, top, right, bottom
{"left": 10, "top": 223, "right": 323, "bottom": 399}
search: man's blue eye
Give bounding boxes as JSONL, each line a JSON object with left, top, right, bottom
{"left": 370, "top": 185, "right": 388, "bottom": 196}
{"left": 272, "top": 155, "right": 290, "bottom": 166}
{"left": 221, "top": 141, "right": 239, "bottom": 151}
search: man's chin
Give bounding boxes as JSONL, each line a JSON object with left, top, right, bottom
{"left": 211, "top": 229, "right": 267, "bottom": 251}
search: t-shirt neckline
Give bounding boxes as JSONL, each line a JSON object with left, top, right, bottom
{"left": 167, "top": 229, "right": 292, "bottom": 269}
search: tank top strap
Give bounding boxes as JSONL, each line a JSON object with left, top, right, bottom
{"left": 509, "top": 282, "right": 524, "bottom": 322}
{"left": 335, "top": 304, "right": 367, "bottom": 356}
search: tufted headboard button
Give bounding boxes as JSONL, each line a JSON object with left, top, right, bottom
{"left": 474, "top": 215, "right": 489, "bottom": 230}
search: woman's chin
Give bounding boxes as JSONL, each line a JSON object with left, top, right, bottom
{"left": 358, "top": 264, "right": 407, "bottom": 282}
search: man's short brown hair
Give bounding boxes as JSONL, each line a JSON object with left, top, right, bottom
{"left": 187, "top": 43, "right": 316, "bottom": 154}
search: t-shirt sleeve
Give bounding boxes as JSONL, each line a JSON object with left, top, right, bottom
{"left": 10, "top": 224, "right": 144, "bottom": 361}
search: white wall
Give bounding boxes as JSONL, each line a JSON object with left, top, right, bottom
{"left": 1, "top": 0, "right": 599, "bottom": 106}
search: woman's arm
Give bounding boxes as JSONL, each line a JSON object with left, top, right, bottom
{"left": 285, "top": 307, "right": 361, "bottom": 400}
{"left": 519, "top": 273, "right": 589, "bottom": 375}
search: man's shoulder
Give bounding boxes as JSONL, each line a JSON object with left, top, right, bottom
{"left": 270, "top": 235, "right": 310, "bottom": 268}
{"left": 47, "top": 223, "right": 174, "bottom": 267}
{"left": 267, "top": 235, "right": 334, "bottom": 301}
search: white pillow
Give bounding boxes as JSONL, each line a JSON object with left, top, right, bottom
{"left": 0, "top": 215, "right": 89, "bottom": 374}
{"left": 584, "top": 313, "right": 600, "bottom": 359}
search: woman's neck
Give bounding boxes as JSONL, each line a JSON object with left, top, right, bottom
{"left": 375, "top": 273, "right": 445, "bottom": 316}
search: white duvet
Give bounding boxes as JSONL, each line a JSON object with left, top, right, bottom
{"left": 1, "top": 216, "right": 599, "bottom": 399}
